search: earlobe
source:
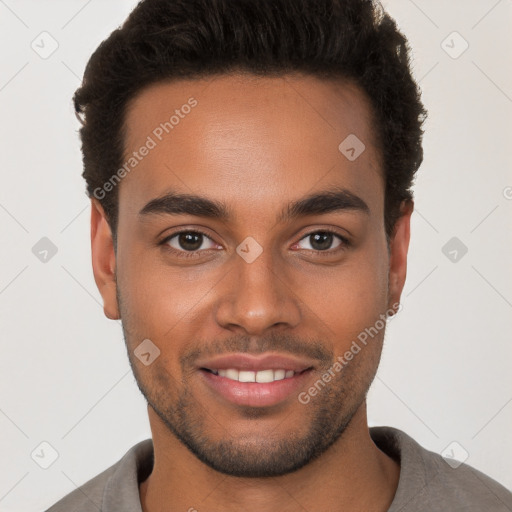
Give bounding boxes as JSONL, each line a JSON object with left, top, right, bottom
{"left": 90, "top": 198, "right": 120, "bottom": 320}
{"left": 387, "top": 200, "right": 413, "bottom": 312}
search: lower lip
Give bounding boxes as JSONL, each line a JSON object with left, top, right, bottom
{"left": 199, "top": 369, "right": 313, "bottom": 407}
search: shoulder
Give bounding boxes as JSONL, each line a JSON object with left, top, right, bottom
{"left": 45, "top": 463, "right": 118, "bottom": 512}
{"left": 370, "top": 426, "right": 512, "bottom": 511}
{"left": 45, "top": 438, "right": 153, "bottom": 512}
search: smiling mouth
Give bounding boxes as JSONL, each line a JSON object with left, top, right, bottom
{"left": 201, "top": 367, "right": 311, "bottom": 383}
{"left": 198, "top": 366, "right": 314, "bottom": 408}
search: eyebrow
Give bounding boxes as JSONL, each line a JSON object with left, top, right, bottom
{"left": 139, "top": 186, "right": 370, "bottom": 223}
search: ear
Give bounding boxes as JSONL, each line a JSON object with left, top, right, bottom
{"left": 90, "top": 198, "right": 120, "bottom": 320}
{"left": 387, "top": 200, "right": 413, "bottom": 314}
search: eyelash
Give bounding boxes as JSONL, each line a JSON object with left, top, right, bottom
{"left": 159, "top": 228, "right": 351, "bottom": 259}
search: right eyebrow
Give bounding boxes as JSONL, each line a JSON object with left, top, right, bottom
{"left": 139, "top": 191, "right": 231, "bottom": 220}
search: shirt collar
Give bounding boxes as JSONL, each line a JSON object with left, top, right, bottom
{"left": 102, "top": 438, "right": 154, "bottom": 512}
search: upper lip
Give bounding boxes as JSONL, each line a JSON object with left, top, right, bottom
{"left": 197, "top": 353, "right": 315, "bottom": 373}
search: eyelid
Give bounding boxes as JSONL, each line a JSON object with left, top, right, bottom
{"left": 297, "top": 226, "right": 350, "bottom": 242}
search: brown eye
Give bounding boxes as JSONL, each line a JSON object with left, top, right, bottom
{"left": 295, "top": 230, "right": 349, "bottom": 253}
{"left": 162, "top": 230, "right": 218, "bottom": 255}
{"left": 176, "top": 232, "right": 204, "bottom": 251}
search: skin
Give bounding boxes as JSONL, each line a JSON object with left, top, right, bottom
{"left": 91, "top": 72, "right": 412, "bottom": 512}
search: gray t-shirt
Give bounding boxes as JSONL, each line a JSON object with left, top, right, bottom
{"left": 46, "top": 426, "right": 512, "bottom": 511}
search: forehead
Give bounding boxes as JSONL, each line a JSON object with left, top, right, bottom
{"left": 119, "top": 73, "right": 383, "bottom": 221}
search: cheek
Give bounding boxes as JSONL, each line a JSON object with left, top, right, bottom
{"left": 116, "top": 245, "right": 220, "bottom": 343}
{"left": 309, "top": 241, "right": 389, "bottom": 344}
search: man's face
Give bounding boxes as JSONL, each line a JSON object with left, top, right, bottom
{"left": 92, "top": 73, "right": 410, "bottom": 477}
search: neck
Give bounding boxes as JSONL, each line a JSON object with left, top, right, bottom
{"left": 139, "top": 402, "right": 400, "bottom": 512}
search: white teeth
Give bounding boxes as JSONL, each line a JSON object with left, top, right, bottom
{"left": 211, "top": 368, "right": 296, "bottom": 383}
{"left": 255, "top": 369, "right": 274, "bottom": 383}
{"left": 273, "top": 369, "right": 286, "bottom": 381}
{"left": 225, "top": 368, "right": 239, "bottom": 381}
{"left": 238, "top": 370, "right": 256, "bottom": 382}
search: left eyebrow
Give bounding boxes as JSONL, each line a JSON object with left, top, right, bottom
{"left": 278, "top": 186, "right": 370, "bottom": 223}
{"left": 138, "top": 186, "right": 370, "bottom": 222}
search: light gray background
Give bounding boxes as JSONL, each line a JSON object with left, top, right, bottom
{"left": 1, "top": 1, "right": 511, "bottom": 510}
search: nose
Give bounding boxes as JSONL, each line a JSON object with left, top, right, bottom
{"left": 214, "top": 243, "right": 302, "bottom": 336}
